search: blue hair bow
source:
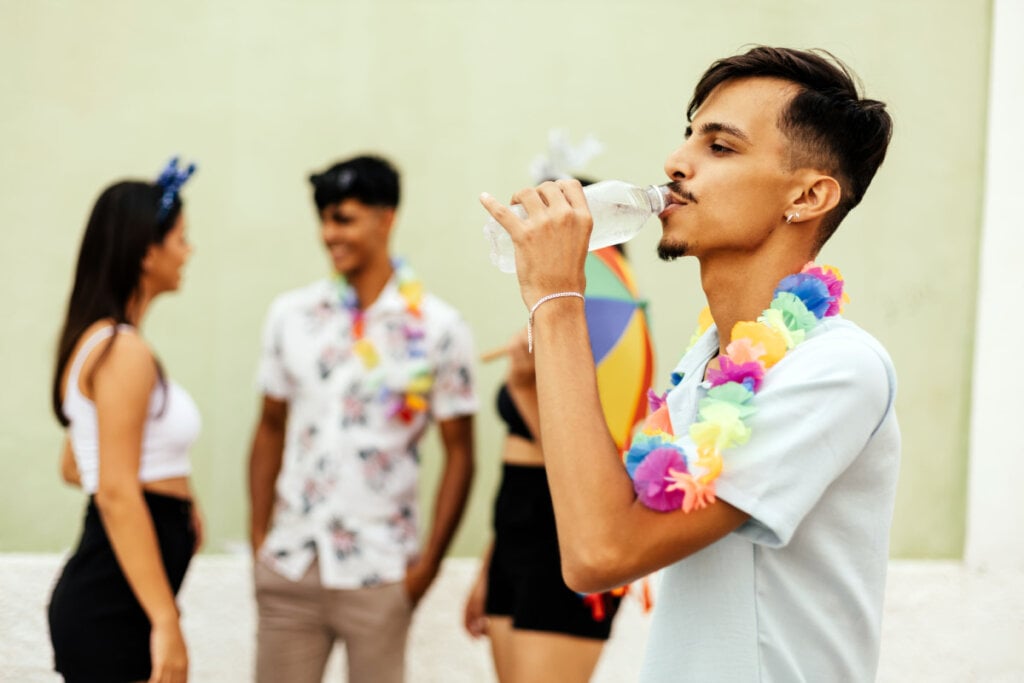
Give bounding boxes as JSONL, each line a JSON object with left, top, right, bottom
{"left": 155, "top": 156, "right": 197, "bottom": 221}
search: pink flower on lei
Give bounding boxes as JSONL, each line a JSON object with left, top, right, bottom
{"left": 647, "top": 388, "right": 667, "bottom": 413}
{"left": 706, "top": 355, "right": 765, "bottom": 392}
{"left": 633, "top": 447, "right": 687, "bottom": 511}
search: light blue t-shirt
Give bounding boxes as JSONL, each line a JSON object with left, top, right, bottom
{"left": 641, "top": 317, "right": 900, "bottom": 683}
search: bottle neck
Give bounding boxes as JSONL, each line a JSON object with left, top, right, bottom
{"left": 644, "top": 184, "right": 670, "bottom": 214}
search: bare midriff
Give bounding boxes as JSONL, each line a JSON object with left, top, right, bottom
{"left": 142, "top": 476, "right": 192, "bottom": 501}
{"left": 501, "top": 434, "right": 544, "bottom": 467}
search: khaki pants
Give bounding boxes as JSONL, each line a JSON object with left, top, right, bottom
{"left": 254, "top": 557, "right": 413, "bottom": 683}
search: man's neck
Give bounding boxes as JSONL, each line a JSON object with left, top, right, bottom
{"left": 346, "top": 257, "right": 395, "bottom": 311}
{"left": 699, "top": 250, "right": 812, "bottom": 356}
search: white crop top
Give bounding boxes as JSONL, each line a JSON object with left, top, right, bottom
{"left": 63, "top": 324, "right": 201, "bottom": 494}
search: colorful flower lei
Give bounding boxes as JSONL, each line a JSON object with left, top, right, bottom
{"left": 336, "top": 258, "right": 433, "bottom": 423}
{"left": 625, "top": 263, "right": 847, "bottom": 513}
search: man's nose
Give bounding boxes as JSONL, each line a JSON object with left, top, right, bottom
{"left": 664, "top": 144, "right": 692, "bottom": 181}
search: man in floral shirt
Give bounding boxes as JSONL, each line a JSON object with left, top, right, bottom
{"left": 248, "top": 155, "right": 477, "bottom": 683}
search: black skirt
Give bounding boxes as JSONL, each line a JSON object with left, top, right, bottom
{"left": 48, "top": 491, "right": 195, "bottom": 683}
{"left": 485, "top": 463, "right": 622, "bottom": 640}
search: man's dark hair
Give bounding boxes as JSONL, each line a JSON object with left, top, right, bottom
{"left": 689, "top": 46, "right": 893, "bottom": 248}
{"left": 309, "top": 154, "right": 400, "bottom": 212}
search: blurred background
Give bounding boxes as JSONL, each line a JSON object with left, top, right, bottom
{"left": 0, "top": 0, "right": 1019, "bottom": 574}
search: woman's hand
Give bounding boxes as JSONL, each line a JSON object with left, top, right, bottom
{"left": 148, "top": 617, "right": 188, "bottom": 683}
{"left": 463, "top": 571, "right": 489, "bottom": 638}
{"left": 480, "top": 179, "right": 591, "bottom": 310}
{"left": 189, "top": 502, "right": 204, "bottom": 554}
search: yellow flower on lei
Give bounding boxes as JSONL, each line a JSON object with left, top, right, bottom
{"left": 730, "top": 320, "right": 787, "bottom": 368}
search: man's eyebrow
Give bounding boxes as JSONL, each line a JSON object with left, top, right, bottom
{"left": 692, "top": 121, "right": 752, "bottom": 143}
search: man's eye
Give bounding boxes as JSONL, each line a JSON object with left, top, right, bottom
{"left": 710, "top": 143, "right": 732, "bottom": 154}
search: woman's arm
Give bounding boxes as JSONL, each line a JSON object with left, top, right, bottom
{"left": 463, "top": 539, "right": 494, "bottom": 637}
{"left": 188, "top": 486, "right": 204, "bottom": 555}
{"left": 503, "top": 329, "right": 543, "bottom": 447}
{"left": 92, "top": 332, "right": 188, "bottom": 682}
{"left": 59, "top": 436, "right": 81, "bottom": 487}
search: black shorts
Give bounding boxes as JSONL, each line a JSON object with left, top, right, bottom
{"left": 485, "top": 463, "right": 622, "bottom": 640}
{"left": 48, "top": 491, "right": 195, "bottom": 683}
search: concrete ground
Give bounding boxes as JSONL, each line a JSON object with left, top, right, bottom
{"left": 2, "top": 554, "right": 1022, "bottom": 682}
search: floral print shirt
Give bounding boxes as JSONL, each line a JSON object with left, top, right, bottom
{"left": 256, "top": 271, "right": 477, "bottom": 588}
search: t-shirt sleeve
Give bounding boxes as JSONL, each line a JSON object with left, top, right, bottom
{"left": 712, "top": 332, "right": 895, "bottom": 548}
{"left": 429, "top": 314, "right": 478, "bottom": 420}
{"left": 256, "top": 297, "right": 295, "bottom": 401}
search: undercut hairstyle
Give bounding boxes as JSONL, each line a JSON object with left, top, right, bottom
{"left": 689, "top": 46, "right": 893, "bottom": 249}
{"left": 310, "top": 154, "right": 401, "bottom": 212}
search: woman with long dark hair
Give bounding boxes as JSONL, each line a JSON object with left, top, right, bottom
{"left": 47, "top": 159, "right": 202, "bottom": 683}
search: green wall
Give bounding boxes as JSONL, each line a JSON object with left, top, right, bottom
{"left": 0, "top": 0, "right": 991, "bottom": 558}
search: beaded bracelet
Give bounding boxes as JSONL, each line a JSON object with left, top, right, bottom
{"left": 527, "top": 292, "right": 585, "bottom": 352}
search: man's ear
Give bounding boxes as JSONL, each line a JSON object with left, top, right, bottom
{"left": 377, "top": 207, "right": 397, "bottom": 234}
{"left": 787, "top": 173, "right": 841, "bottom": 224}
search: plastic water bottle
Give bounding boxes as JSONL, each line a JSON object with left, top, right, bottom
{"left": 483, "top": 180, "right": 671, "bottom": 273}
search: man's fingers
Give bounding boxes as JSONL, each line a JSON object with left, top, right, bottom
{"left": 510, "top": 187, "right": 548, "bottom": 217}
{"left": 555, "top": 178, "right": 588, "bottom": 209}
{"left": 483, "top": 180, "right": 589, "bottom": 274}
{"left": 480, "top": 193, "right": 523, "bottom": 238}
{"left": 481, "top": 187, "right": 552, "bottom": 239}
{"left": 536, "top": 180, "right": 575, "bottom": 209}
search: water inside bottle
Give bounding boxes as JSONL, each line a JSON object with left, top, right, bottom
{"left": 483, "top": 183, "right": 668, "bottom": 273}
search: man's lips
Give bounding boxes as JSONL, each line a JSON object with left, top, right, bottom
{"left": 659, "top": 199, "right": 687, "bottom": 219}
{"left": 659, "top": 185, "right": 695, "bottom": 219}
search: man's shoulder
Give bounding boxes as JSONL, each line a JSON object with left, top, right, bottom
{"left": 267, "top": 279, "right": 333, "bottom": 317}
{"left": 799, "top": 317, "right": 895, "bottom": 375}
{"left": 772, "top": 317, "right": 898, "bottom": 413}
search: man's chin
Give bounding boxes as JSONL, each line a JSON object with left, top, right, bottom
{"left": 657, "top": 239, "right": 689, "bottom": 262}
{"left": 332, "top": 259, "right": 354, "bottom": 277}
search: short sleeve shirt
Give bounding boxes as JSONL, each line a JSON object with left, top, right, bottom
{"left": 640, "top": 318, "right": 901, "bottom": 682}
{"left": 256, "top": 272, "right": 477, "bottom": 589}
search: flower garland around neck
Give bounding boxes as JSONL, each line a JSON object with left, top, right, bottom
{"left": 625, "top": 263, "right": 848, "bottom": 513}
{"left": 336, "top": 258, "right": 433, "bottom": 424}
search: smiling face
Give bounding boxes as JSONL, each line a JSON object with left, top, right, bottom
{"left": 142, "top": 213, "right": 193, "bottom": 294}
{"left": 658, "top": 77, "right": 807, "bottom": 261}
{"left": 319, "top": 198, "right": 394, "bottom": 279}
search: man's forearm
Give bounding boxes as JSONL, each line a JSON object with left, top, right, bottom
{"left": 531, "top": 300, "right": 645, "bottom": 571}
{"left": 420, "top": 417, "right": 475, "bottom": 567}
{"left": 420, "top": 452, "right": 473, "bottom": 566}
{"left": 248, "top": 423, "right": 285, "bottom": 552}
